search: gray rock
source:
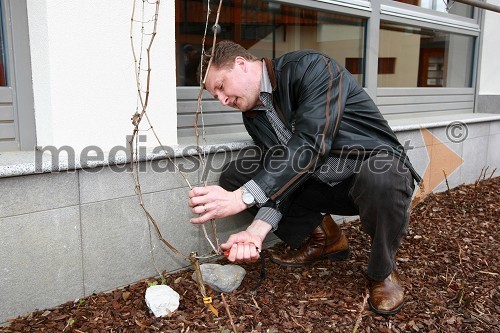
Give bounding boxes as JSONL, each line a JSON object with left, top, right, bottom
{"left": 192, "top": 263, "right": 246, "bottom": 293}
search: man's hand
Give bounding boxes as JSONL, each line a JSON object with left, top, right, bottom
{"left": 220, "top": 220, "right": 272, "bottom": 262}
{"left": 188, "top": 185, "right": 246, "bottom": 224}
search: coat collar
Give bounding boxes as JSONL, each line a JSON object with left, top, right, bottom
{"left": 263, "top": 57, "right": 276, "bottom": 91}
{"left": 244, "top": 58, "right": 276, "bottom": 119}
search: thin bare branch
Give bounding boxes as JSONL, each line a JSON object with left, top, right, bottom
{"left": 443, "top": 170, "right": 450, "bottom": 192}
{"left": 221, "top": 293, "right": 237, "bottom": 332}
{"left": 192, "top": 0, "right": 224, "bottom": 253}
{"left": 352, "top": 292, "right": 369, "bottom": 333}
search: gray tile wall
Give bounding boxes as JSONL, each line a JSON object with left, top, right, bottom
{"left": 0, "top": 207, "right": 83, "bottom": 322}
{"left": 0, "top": 172, "right": 79, "bottom": 218}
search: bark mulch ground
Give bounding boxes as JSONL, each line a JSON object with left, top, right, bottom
{"left": 2, "top": 177, "right": 499, "bottom": 332}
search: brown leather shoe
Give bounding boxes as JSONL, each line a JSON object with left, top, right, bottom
{"left": 270, "top": 215, "right": 349, "bottom": 267}
{"left": 368, "top": 271, "right": 405, "bottom": 315}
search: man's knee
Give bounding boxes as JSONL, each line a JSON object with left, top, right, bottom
{"left": 219, "top": 157, "right": 263, "bottom": 191}
{"left": 353, "top": 157, "right": 412, "bottom": 200}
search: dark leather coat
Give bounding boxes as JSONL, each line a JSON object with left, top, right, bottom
{"left": 242, "top": 50, "right": 421, "bottom": 207}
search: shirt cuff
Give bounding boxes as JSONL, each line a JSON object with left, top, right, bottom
{"left": 254, "top": 207, "right": 282, "bottom": 231}
{"left": 243, "top": 180, "right": 269, "bottom": 206}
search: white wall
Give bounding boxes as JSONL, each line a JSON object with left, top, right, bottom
{"left": 478, "top": 0, "right": 500, "bottom": 95}
{"left": 27, "top": 1, "right": 177, "bottom": 153}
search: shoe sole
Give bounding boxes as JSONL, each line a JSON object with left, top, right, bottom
{"left": 270, "top": 248, "right": 350, "bottom": 267}
{"left": 326, "top": 249, "right": 350, "bottom": 261}
{"left": 368, "top": 298, "right": 405, "bottom": 316}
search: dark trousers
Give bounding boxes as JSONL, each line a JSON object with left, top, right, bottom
{"left": 219, "top": 152, "right": 415, "bottom": 281}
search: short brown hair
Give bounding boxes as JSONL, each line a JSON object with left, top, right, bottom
{"left": 198, "top": 40, "right": 258, "bottom": 85}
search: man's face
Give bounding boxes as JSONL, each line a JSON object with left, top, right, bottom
{"left": 204, "top": 57, "right": 260, "bottom": 112}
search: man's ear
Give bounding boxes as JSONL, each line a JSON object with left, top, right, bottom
{"left": 234, "top": 56, "right": 247, "bottom": 72}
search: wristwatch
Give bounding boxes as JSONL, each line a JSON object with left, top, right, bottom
{"left": 240, "top": 186, "right": 256, "bottom": 208}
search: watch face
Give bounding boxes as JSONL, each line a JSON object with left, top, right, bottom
{"left": 243, "top": 192, "right": 254, "bottom": 205}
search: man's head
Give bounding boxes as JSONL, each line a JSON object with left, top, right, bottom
{"left": 201, "top": 41, "right": 262, "bottom": 112}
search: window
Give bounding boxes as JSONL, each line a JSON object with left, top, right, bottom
{"left": 0, "top": 1, "right": 35, "bottom": 151}
{"left": 175, "top": 0, "right": 481, "bottom": 135}
{"left": 378, "top": 21, "right": 475, "bottom": 87}
{"left": 392, "top": 0, "right": 474, "bottom": 18}
{"left": 175, "top": 0, "right": 367, "bottom": 87}
{"left": 0, "top": 13, "right": 6, "bottom": 87}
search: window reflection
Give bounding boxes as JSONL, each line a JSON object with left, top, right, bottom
{"left": 392, "top": 0, "right": 474, "bottom": 18}
{"left": 175, "top": 0, "right": 366, "bottom": 86}
{"left": 379, "top": 22, "right": 475, "bottom": 87}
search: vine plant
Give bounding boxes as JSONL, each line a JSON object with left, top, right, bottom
{"left": 128, "top": 0, "right": 227, "bottom": 318}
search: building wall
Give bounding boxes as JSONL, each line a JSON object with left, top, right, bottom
{"left": 26, "top": 0, "right": 178, "bottom": 152}
{"left": 478, "top": 0, "right": 500, "bottom": 95}
{"left": 23, "top": 0, "right": 496, "bottom": 151}
{"left": 477, "top": 0, "right": 500, "bottom": 114}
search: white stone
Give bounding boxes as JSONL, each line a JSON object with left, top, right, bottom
{"left": 145, "top": 285, "right": 180, "bottom": 317}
